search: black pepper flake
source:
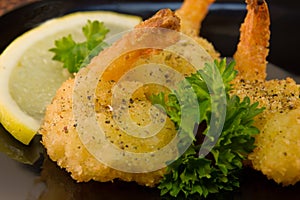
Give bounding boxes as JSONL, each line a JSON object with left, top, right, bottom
{"left": 289, "top": 105, "right": 294, "bottom": 110}
{"left": 165, "top": 54, "right": 172, "bottom": 61}
{"left": 129, "top": 98, "right": 134, "bottom": 104}
{"left": 105, "top": 120, "right": 110, "bottom": 124}
{"left": 283, "top": 152, "right": 287, "bottom": 156}
{"left": 63, "top": 126, "right": 68, "bottom": 133}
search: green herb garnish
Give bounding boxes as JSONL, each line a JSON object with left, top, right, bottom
{"left": 49, "top": 20, "right": 109, "bottom": 73}
{"left": 151, "top": 59, "right": 264, "bottom": 199}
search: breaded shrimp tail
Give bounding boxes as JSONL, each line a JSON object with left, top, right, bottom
{"left": 175, "top": 0, "right": 215, "bottom": 36}
{"left": 136, "top": 8, "right": 180, "bottom": 30}
{"left": 175, "top": 0, "right": 220, "bottom": 59}
{"left": 233, "top": 0, "right": 270, "bottom": 81}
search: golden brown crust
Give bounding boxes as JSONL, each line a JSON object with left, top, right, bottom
{"left": 175, "top": 0, "right": 215, "bottom": 36}
{"left": 40, "top": 9, "right": 182, "bottom": 187}
{"left": 40, "top": 79, "right": 167, "bottom": 186}
{"left": 175, "top": 0, "right": 220, "bottom": 60}
{"left": 249, "top": 108, "right": 300, "bottom": 186}
{"left": 86, "top": 9, "right": 181, "bottom": 74}
{"left": 232, "top": 78, "right": 300, "bottom": 185}
{"left": 193, "top": 36, "right": 220, "bottom": 60}
{"left": 233, "top": 0, "right": 270, "bottom": 81}
{"left": 136, "top": 8, "right": 180, "bottom": 31}
{"left": 231, "top": 0, "right": 300, "bottom": 186}
{"left": 233, "top": 78, "right": 300, "bottom": 120}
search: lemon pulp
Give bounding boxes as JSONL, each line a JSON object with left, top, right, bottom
{"left": 0, "top": 11, "right": 141, "bottom": 144}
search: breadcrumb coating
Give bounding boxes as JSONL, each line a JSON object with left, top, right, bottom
{"left": 233, "top": 0, "right": 270, "bottom": 81}
{"left": 232, "top": 78, "right": 300, "bottom": 185}
{"left": 175, "top": 0, "right": 220, "bottom": 60}
{"left": 40, "top": 9, "right": 182, "bottom": 187}
{"left": 40, "top": 78, "right": 172, "bottom": 186}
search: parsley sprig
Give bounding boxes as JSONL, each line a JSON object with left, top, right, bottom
{"left": 49, "top": 20, "right": 109, "bottom": 73}
{"left": 151, "top": 59, "right": 264, "bottom": 199}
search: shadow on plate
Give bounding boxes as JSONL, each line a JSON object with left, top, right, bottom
{"left": 33, "top": 154, "right": 300, "bottom": 200}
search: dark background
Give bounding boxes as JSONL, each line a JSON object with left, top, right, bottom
{"left": 201, "top": 0, "right": 300, "bottom": 76}
{"left": 0, "top": 0, "right": 299, "bottom": 75}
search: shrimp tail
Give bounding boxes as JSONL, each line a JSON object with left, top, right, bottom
{"left": 175, "top": 0, "right": 215, "bottom": 36}
{"left": 233, "top": 0, "right": 270, "bottom": 81}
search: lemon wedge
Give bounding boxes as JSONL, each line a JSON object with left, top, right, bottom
{"left": 0, "top": 11, "right": 142, "bottom": 144}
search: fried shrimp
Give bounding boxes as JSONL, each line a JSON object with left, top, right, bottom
{"left": 233, "top": 0, "right": 270, "bottom": 81}
{"left": 251, "top": 107, "right": 300, "bottom": 186}
{"left": 232, "top": 0, "right": 300, "bottom": 185}
{"left": 233, "top": 78, "right": 300, "bottom": 186}
{"left": 41, "top": 78, "right": 175, "bottom": 186}
{"left": 40, "top": 9, "right": 181, "bottom": 187}
{"left": 40, "top": 0, "right": 300, "bottom": 189}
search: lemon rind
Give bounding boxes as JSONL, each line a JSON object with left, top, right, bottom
{"left": 0, "top": 11, "right": 141, "bottom": 144}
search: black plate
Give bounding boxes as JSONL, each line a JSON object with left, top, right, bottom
{"left": 0, "top": 0, "right": 300, "bottom": 199}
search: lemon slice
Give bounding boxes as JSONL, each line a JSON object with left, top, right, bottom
{"left": 0, "top": 11, "right": 142, "bottom": 144}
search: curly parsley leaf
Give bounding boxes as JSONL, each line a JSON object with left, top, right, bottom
{"left": 49, "top": 20, "right": 109, "bottom": 73}
{"left": 152, "top": 58, "right": 264, "bottom": 199}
